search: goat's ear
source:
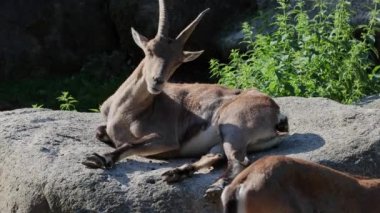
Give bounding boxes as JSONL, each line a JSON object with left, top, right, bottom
{"left": 183, "top": 50, "right": 204, "bottom": 63}
{"left": 131, "top": 27, "right": 148, "bottom": 50}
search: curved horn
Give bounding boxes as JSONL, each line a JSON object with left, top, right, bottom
{"left": 156, "top": 0, "right": 169, "bottom": 38}
{"left": 176, "top": 8, "right": 210, "bottom": 45}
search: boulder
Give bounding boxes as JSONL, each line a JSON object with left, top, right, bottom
{"left": 0, "top": 97, "right": 379, "bottom": 212}
{"left": 357, "top": 94, "right": 380, "bottom": 109}
{"left": 1, "top": 0, "right": 378, "bottom": 83}
{"left": 0, "top": 0, "right": 255, "bottom": 82}
{"left": 0, "top": 0, "right": 118, "bottom": 80}
{"left": 219, "top": 0, "right": 379, "bottom": 56}
{"left": 264, "top": 97, "right": 380, "bottom": 177}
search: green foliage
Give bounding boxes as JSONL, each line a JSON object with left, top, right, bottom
{"left": 57, "top": 91, "right": 78, "bottom": 111}
{"left": 211, "top": 0, "right": 380, "bottom": 103}
{"left": 0, "top": 54, "right": 132, "bottom": 112}
{"left": 0, "top": 73, "right": 125, "bottom": 112}
{"left": 88, "top": 106, "right": 101, "bottom": 113}
{"left": 31, "top": 104, "right": 44, "bottom": 109}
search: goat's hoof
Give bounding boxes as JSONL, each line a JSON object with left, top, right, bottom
{"left": 82, "top": 153, "right": 113, "bottom": 169}
{"left": 204, "top": 185, "right": 223, "bottom": 201}
{"left": 162, "top": 165, "right": 194, "bottom": 183}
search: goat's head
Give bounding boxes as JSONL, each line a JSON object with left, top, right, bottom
{"left": 131, "top": 0, "right": 209, "bottom": 94}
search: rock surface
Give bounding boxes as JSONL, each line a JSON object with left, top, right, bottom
{"left": 1, "top": 0, "right": 378, "bottom": 83}
{"left": 219, "top": 0, "right": 379, "bottom": 56}
{"left": 357, "top": 94, "right": 380, "bottom": 109}
{"left": 0, "top": 0, "right": 118, "bottom": 79}
{"left": 0, "top": 97, "right": 380, "bottom": 212}
{"left": 0, "top": 0, "right": 254, "bottom": 82}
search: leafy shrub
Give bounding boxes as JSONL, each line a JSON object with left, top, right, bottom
{"left": 57, "top": 91, "right": 78, "bottom": 111}
{"left": 31, "top": 104, "right": 44, "bottom": 109}
{"left": 211, "top": 0, "right": 380, "bottom": 103}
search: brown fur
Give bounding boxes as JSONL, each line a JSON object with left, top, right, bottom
{"left": 82, "top": 0, "right": 289, "bottom": 198}
{"left": 222, "top": 156, "right": 380, "bottom": 213}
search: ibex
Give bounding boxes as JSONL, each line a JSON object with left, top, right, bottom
{"left": 222, "top": 155, "right": 380, "bottom": 213}
{"left": 82, "top": 0, "right": 289, "bottom": 198}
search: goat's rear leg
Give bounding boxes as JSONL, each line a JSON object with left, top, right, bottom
{"left": 204, "top": 127, "right": 249, "bottom": 201}
{"left": 162, "top": 145, "right": 225, "bottom": 183}
{"left": 204, "top": 156, "right": 249, "bottom": 201}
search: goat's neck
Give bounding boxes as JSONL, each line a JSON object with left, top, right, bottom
{"left": 114, "top": 59, "right": 154, "bottom": 114}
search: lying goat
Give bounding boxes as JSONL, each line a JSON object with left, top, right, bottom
{"left": 82, "top": 0, "right": 289, "bottom": 198}
{"left": 222, "top": 156, "right": 380, "bottom": 213}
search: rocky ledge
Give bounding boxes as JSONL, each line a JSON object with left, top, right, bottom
{"left": 0, "top": 97, "right": 379, "bottom": 212}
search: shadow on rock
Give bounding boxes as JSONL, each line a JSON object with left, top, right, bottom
{"left": 250, "top": 133, "right": 326, "bottom": 160}
{"left": 319, "top": 148, "right": 380, "bottom": 178}
{"left": 94, "top": 157, "right": 200, "bottom": 187}
{"left": 87, "top": 133, "right": 325, "bottom": 190}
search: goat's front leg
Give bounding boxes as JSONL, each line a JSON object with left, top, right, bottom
{"left": 162, "top": 145, "right": 225, "bottom": 183}
{"left": 82, "top": 133, "right": 178, "bottom": 169}
{"left": 94, "top": 96, "right": 115, "bottom": 147}
{"left": 95, "top": 125, "right": 115, "bottom": 148}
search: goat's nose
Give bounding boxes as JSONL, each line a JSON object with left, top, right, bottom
{"left": 153, "top": 76, "right": 164, "bottom": 85}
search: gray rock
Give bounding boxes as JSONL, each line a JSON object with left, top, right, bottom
{"left": 356, "top": 95, "right": 380, "bottom": 109}
{"left": 266, "top": 97, "right": 380, "bottom": 177}
{"left": 1, "top": 0, "right": 377, "bottom": 82}
{"left": 0, "top": 109, "right": 220, "bottom": 213}
{"left": 1, "top": 97, "right": 380, "bottom": 212}
{"left": 0, "top": 0, "right": 254, "bottom": 82}
{"left": 219, "top": 0, "right": 378, "bottom": 55}
{"left": 0, "top": 0, "right": 118, "bottom": 80}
